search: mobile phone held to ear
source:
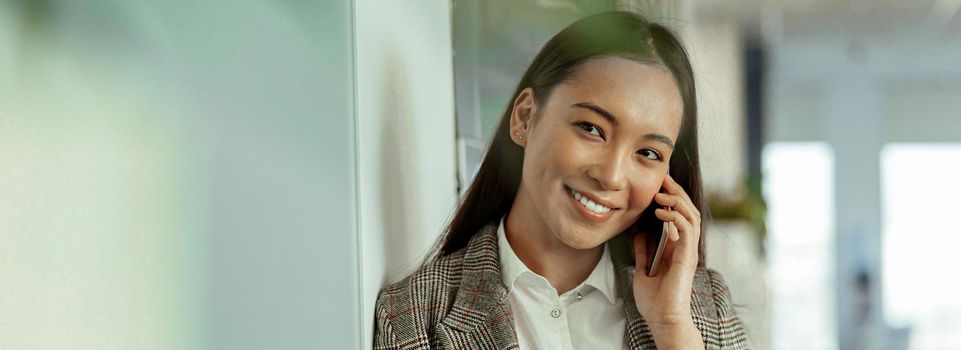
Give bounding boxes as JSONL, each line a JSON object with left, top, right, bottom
{"left": 646, "top": 203, "right": 672, "bottom": 277}
{"left": 632, "top": 172, "right": 672, "bottom": 276}
{"left": 639, "top": 169, "right": 671, "bottom": 277}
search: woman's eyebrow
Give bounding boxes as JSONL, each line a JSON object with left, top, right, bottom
{"left": 571, "top": 102, "right": 675, "bottom": 150}
{"left": 572, "top": 102, "right": 618, "bottom": 126}
{"left": 644, "top": 133, "right": 675, "bottom": 150}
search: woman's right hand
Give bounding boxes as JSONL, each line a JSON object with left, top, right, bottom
{"left": 630, "top": 175, "right": 705, "bottom": 348}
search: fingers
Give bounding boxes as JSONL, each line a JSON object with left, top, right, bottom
{"left": 655, "top": 175, "right": 701, "bottom": 229}
{"left": 655, "top": 208, "right": 699, "bottom": 270}
{"left": 653, "top": 175, "right": 701, "bottom": 270}
{"left": 655, "top": 208, "right": 694, "bottom": 240}
{"left": 662, "top": 174, "right": 693, "bottom": 204}
{"left": 666, "top": 219, "right": 679, "bottom": 242}
{"left": 636, "top": 175, "right": 702, "bottom": 276}
{"left": 653, "top": 192, "right": 701, "bottom": 230}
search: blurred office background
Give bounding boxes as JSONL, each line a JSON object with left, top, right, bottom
{"left": 1, "top": 0, "right": 959, "bottom": 349}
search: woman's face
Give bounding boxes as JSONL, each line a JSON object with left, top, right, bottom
{"left": 510, "top": 56, "right": 683, "bottom": 250}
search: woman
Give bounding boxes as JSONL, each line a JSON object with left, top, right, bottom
{"left": 374, "top": 11, "right": 750, "bottom": 349}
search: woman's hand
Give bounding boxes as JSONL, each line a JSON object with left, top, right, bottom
{"left": 631, "top": 174, "right": 705, "bottom": 348}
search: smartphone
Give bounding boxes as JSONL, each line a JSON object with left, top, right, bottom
{"left": 646, "top": 203, "right": 672, "bottom": 277}
{"left": 632, "top": 176, "right": 671, "bottom": 277}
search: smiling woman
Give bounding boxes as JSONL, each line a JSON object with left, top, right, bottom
{"left": 507, "top": 57, "right": 682, "bottom": 255}
{"left": 373, "top": 11, "right": 750, "bottom": 350}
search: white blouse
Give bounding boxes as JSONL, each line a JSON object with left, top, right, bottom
{"left": 497, "top": 219, "right": 629, "bottom": 350}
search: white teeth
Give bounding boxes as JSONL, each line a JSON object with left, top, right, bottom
{"left": 569, "top": 188, "right": 611, "bottom": 214}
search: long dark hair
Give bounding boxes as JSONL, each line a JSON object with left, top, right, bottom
{"left": 431, "top": 11, "right": 705, "bottom": 268}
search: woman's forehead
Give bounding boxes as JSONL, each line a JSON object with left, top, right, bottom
{"left": 550, "top": 57, "right": 683, "bottom": 132}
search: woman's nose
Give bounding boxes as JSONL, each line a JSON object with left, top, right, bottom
{"left": 586, "top": 151, "right": 628, "bottom": 191}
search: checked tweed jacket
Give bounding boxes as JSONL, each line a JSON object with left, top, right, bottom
{"left": 373, "top": 223, "right": 751, "bottom": 349}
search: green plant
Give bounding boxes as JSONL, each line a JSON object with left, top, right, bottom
{"left": 705, "top": 174, "right": 768, "bottom": 258}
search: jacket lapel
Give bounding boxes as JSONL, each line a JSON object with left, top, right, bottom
{"left": 438, "top": 224, "right": 519, "bottom": 349}
{"left": 615, "top": 264, "right": 658, "bottom": 349}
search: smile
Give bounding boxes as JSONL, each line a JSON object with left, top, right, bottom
{"left": 566, "top": 186, "right": 616, "bottom": 222}
{"left": 570, "top": 188, "right": 612, "bottom": 213}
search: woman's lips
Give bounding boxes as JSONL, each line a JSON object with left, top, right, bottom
{"left": 565, "top": 186, "right": 615, "bottom": 223}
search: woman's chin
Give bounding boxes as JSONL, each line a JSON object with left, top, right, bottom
{"left": 557, "top": 232, "right": 607, "bottom": 250}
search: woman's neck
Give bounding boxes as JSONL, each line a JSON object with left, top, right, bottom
{"left": 504, "top": 193, "right": 603, "bottom": 295}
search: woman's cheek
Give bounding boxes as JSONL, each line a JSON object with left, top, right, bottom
{"left": 632, "top": 176, "right": 664, "bottom": 208}
{"left": 552, "top": 134, "right": 589, "bottom": 171}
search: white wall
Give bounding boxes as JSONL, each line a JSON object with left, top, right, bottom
{"left": 354, "top": 1, "right": 458, "bottom": 349}
{"left": 1, "top": 1, "right": 359, "bottom": 349}
{"left": 688, "top": 21, "right": 747, "bottom": 193}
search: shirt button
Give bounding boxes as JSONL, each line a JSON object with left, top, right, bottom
{"left": 550, "top": 309, "right": 561, "bottom": 318}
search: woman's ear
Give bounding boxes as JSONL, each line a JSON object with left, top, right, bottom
{"left": 509, "top": 87, "right": 537, "bottom": 148}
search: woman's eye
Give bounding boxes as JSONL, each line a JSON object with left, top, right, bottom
{"left": 638, "top": 149, "right": 662, "bottom": 161}
{"left": 576, "top": 122, "right": 603, "bottom": 138}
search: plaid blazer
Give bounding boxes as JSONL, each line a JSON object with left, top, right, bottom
{"left": 373, "top": 223, "right": 750, "bottom": 349}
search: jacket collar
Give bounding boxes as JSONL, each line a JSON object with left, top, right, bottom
{"left": 437, "top": 224, "right": 519, "bottom": 349}
{"left": 441, "top": 222, "right": 631, "bottom": 333}
{"left": 440, "top": 223, "right": 510, "bottom": 332}
{"left": 615, "top": 263, "right": 655, "bottom": 349}
{"left": 439, "top": 222, "right": 714, "bottom": 349}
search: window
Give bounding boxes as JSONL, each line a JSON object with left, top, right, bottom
{"left": 881, "top": 144, "right": 961, "bottom": 348}
{"left": 763, "top": 142, "right": 837, "bottom": 350}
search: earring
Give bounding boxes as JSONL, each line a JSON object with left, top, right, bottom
{"left": 515, "top": 131, "right": 524, "bottom": 140}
